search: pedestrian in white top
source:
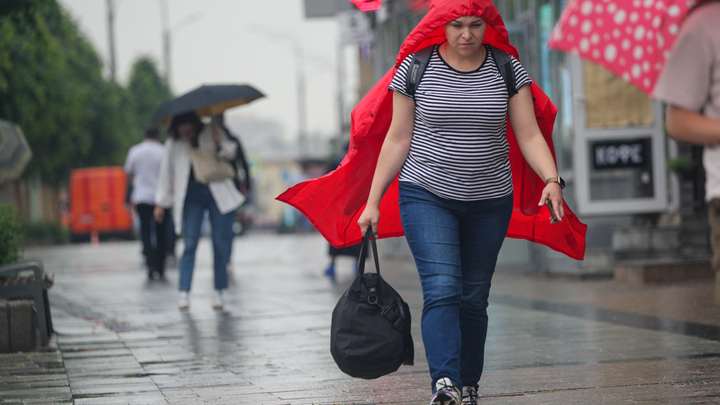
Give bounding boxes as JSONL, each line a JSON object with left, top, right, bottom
{"left": 124, "top": 126, "right": 167, "bottom": 280}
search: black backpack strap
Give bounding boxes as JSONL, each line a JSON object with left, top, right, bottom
{"left": 488, "top": 45, "right": 517, "bottom": 99}
{"left": 405, "top": 45, "right": 435, "bottom": 97}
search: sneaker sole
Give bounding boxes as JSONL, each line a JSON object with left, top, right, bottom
{"left": 431, "top": 392, "right": 459, "bottom": 405}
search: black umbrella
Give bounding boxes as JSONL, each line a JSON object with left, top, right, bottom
{"left": 0, "top": 118, "right": 32, "bottom": 184}
{"left": 151, "top": 84, "right": 265, "bottom": 124}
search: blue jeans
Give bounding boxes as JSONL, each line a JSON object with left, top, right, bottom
{"left": 179, "top": 180, "right": 235, "bottom": 291}
{"left": 398, "top": 182, "right": 513, "bottom": 392}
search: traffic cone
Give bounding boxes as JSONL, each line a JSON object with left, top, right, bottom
{"left": 90, "top": 231, "right": 99, "bottom": 246}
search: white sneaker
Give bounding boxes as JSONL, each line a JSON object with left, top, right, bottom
{"left": 430, "top": 377, "right": 461, "bottom": 405}
{"left": 178, "top": 291, "right": 189, "bottom": 310}
{"left": 212, "top": 290, "right": 224, "bottom": 310}
{"left": 461, "top": 386, "right": 479, "bottom": 405}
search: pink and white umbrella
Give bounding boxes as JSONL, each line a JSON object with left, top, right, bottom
{"left": 547, "top": 0, "right": 697, "bottom": 95}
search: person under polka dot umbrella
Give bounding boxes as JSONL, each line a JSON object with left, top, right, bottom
{"left": 547, "top": 0, "right": 705, "bottom": 95}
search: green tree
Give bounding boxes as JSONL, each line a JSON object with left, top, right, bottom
{"left": 77, "top": 79, "right": 135, "bottom": 168}
{"left": 127, "top": 57, "right": 172, "bottom": 136}
{"left": 0, "top": 0, "right": 144, "bottom": 183}
{"left": 0, "top": 0, "right": 97, "bottom": 183}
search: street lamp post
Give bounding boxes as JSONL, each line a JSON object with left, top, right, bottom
{"left": 250, "top": 30, "right": 309, "bottom": 156}
{"left": 159, "top": 0, "right": 170, "bottom": 86}
{"left": 158, "top": 0, "right": 202, "bottom": 91}
{"left": 106, "top": 0, "right": 199, "bottom": 87}
{"left": 294, "top": 43, "right": 308, "bottom": 157}
{"left": 106, "top": 0, "right": 117, "bottom": 81}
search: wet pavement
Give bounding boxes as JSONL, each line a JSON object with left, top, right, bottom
{"left": 2, "top": 232, "right": 720, "bottom": 404}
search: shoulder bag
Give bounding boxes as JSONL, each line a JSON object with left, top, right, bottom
{"left": 330, "top": 230, "right": 414, "bottom": 379}
{"left": 189, "top": 147, "right": 235, "bottom": 184}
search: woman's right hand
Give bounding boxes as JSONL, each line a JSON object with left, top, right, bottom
{"left": 153, "top": 206, "right": 165, "bottom": 224}
{"left": 357, "top": 205, "right": 380, "bottom": 238}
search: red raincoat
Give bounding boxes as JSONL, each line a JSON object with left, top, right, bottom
{"left": 278, "top": 0, "right": 587, "bottom": 260}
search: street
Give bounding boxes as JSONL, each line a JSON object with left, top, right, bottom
{"left": 3, "top": 232, "right": 720, "bottom": 404}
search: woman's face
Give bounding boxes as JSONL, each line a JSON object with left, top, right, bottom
{"left": 177, "top": 123, "right": 196, "bottom": 141}
{"left": 445, "top": 16, "right": 487, "bottom": 57}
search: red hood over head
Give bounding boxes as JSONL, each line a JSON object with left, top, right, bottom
{"left": 396, "top": 0, "right": 517, "bottom": 62}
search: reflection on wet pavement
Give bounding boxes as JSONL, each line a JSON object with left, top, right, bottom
{"left": 4, "top": 233, "right": 719, "bottom": 404}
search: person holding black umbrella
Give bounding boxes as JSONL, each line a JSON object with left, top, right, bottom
{"left": 154, "top": 112, "right": 245, "bottom": 310}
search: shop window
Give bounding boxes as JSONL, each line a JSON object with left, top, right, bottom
{"left": 583, "top": 61, "right": 654, "bottom": 129}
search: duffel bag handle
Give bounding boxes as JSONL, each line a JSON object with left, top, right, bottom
{"left": 357, "top": 229, "right": 381, "bottom": 276}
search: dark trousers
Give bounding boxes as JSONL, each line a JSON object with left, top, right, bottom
{"left": 136, "top": 203, "right": 166, "bottom": 275}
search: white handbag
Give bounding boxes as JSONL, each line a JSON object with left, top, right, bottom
{"left": 189, "top": 147, "right": 235, "bottom": 184}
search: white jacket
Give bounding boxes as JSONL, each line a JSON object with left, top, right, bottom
{"left": 155, "top": 125, "right": 245, "bottom": 234}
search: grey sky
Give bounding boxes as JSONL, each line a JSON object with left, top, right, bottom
{"left": 57, "top": 0, "right": 356, "bottom": 141}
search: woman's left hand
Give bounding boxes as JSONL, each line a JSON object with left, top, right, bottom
{"left": 539, "top": 183, "right": 564, "bottom": 224}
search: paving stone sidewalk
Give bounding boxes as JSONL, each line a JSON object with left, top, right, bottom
{"left": 2, "top": 233, "right": 720, "bottom": 404}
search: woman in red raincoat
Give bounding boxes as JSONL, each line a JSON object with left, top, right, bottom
{"left": 356, "top": 4, "right": 564, "bottom": 405}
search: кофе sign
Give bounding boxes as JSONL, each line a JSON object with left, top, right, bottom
{"left": 591, "top": 138, "right": 651, "bottom": 170}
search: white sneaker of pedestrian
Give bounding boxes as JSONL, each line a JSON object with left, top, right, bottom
{"left": 213, "top": 290, "right": 224, "bottom": 310}
{"left": 178, "top": 291, "right": 189, "bottom": 310}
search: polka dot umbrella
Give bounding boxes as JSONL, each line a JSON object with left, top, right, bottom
{"left": 547, "top": 0, "right": 697, "bottom": 95}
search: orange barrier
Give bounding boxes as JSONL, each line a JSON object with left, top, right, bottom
{"left": 69, "top": 167, "right": 133, "bottom": 239}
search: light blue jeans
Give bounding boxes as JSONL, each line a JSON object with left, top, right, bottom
{"left": 179, "top": 180, "right": 235, "bottom": 291}
{"left": 398, "top": 182, "right": 513, "bottom": 392}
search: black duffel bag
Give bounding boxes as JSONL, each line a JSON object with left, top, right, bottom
{"left": 330, "top": 230, "right": 413, "bottom": 379}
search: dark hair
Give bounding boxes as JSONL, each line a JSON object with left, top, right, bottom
{"left": 144, "top": 126, "right": 160, "bottom": 139}
{"left": 168, "top": 112, "right": 204, "bottom": 144}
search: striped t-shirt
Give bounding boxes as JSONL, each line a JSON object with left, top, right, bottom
{"left": 389, "top": 44, "right": 532, "bottom": 201}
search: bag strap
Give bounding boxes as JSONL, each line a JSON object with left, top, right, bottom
{"left": 401, "top": 303, "right": 414, "bottom": 366}
{"left": 356, "top": 231, "right": 414, "bottom": 366}
{"left": 488, "top": 45, "right": 517, "bottom": 99}
{"left": 405, "top": 45, "right": 435, "bottom": 97}
{"left": 356, "top": 229, "right": 381, "bottom": 276}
